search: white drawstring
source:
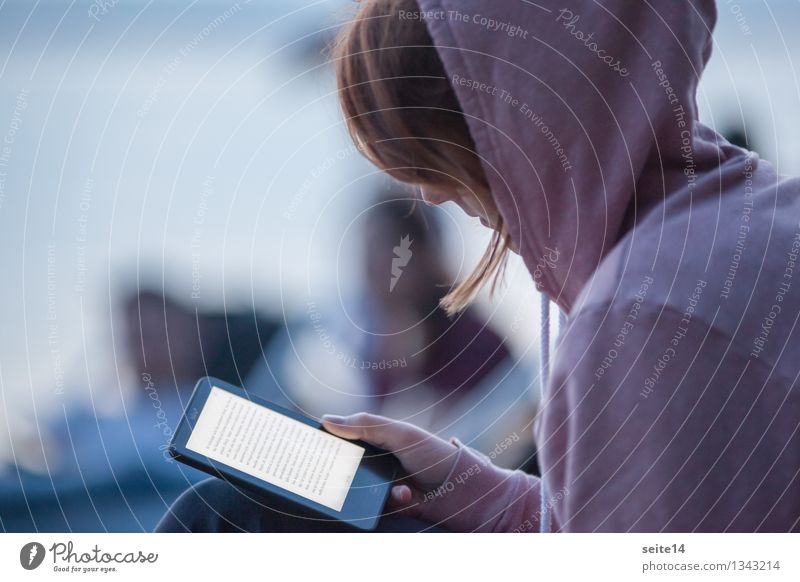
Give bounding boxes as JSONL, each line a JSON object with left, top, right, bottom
{"left": 539, "top": 293, "right": 552, "bottom": 533}
{"left": 539, "top": 294, "right": 566, "bottom": 533}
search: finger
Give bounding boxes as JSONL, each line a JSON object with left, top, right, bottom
{"left": 390, "top": 484, "right": 413, "bottom": 505}
{"left": 384, "top": 485, "right": 426, "bottom": 520}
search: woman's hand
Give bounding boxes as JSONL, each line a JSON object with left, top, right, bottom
{"left": 321, "top": 413, "right": 459, "bottom": 518}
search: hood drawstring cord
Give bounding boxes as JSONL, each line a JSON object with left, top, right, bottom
{"left": 539, "top": 293, "right": 567, "bottom": 533}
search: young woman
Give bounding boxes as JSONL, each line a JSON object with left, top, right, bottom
{"left": 158, "top": 0, "right": 800, "bottom": 532}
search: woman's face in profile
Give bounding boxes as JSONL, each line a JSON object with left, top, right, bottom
{"left": 420, "top": 187, "right": 502, "bottom": 232}
{"left": 420, "top": 186, "right": 520, "bottom": 254}
{"left": 424, "top": 187, "right": 521, "bottom": 254}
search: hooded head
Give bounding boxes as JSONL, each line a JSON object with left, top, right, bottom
{"left": 335, "top": 0, "right": 718, "bottom": 313}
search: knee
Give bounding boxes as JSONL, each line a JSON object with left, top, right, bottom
{"left": 155, "top": 478, "right": 252, "bottom": 532}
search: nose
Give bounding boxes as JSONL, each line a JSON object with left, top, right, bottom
{"left": 420, "top": 188, "right": 450, "bottom": 207}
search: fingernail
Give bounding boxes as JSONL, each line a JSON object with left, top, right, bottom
{"left": 397, "top": 485, "right": 411, "bottom": 503}
{"left": 322, "top": 414, "right": 345, "bottom": 424}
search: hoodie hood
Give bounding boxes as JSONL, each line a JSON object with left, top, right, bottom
{"left": 417, "top": 0, "right": 718, "bottom": 313}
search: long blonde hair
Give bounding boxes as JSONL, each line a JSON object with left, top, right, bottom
{"left": 332, "top": 0, "right": 510, "bottom": 315}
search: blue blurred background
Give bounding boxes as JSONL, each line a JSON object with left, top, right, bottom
{"left": 0, "top": 0, "right": 798, "bottom": 531}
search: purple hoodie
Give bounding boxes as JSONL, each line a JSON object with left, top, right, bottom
{"left": 415, "top": 0, "right": 800, "bottom": 532}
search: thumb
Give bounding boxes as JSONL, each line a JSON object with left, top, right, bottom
{"left": 321, "top": 412, "right": 414, "bottom": 451}
{"left": 323, "top": 413, "right": 459, "bottom": 492}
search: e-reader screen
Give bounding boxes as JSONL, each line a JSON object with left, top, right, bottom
{"left": 186, "top": 386, "right": 364, "bottom": 512}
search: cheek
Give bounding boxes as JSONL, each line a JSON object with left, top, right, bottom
{"left": 455, "top": 198, "right": 478, "bottom": 217}
{"left": 476, "top": 192, "right": 500, "bottom": 217}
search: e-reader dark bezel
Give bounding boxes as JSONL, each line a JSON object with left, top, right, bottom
{"left": 169, "top": 376, "right": 398, "bottom": 531}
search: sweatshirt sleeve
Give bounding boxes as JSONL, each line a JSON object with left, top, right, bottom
{"left": 541, "top": 299, "right": 790, "bottom": 532}
{"left": 417, "top": 438, "right": 544, "bottom": 533}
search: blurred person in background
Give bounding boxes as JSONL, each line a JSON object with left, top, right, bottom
{"left": 359, "top": 196, "right": 536, "bottom": 467}
{"left": 243, "top": 194, "right": 537, "bottom": 470}
{"left": 0, "top": 287, "right": 278, "bottom": 532}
